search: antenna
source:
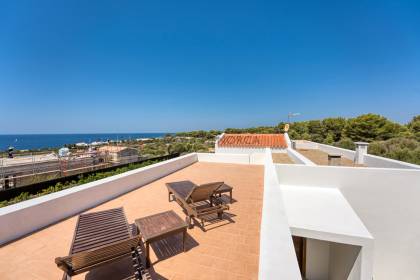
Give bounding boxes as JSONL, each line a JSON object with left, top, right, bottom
{"left": 287, "top": 112, "right": 301, "bottom": 123}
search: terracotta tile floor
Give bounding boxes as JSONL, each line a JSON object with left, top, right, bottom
{"left": 0, "top": 162, "right": 264, "bottom": 280}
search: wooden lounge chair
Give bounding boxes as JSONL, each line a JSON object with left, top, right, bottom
{"left": 166, "top": 181, "right": 229, "bottom": 228}
{"left": 55, "top": 207, "right": 147, "bottom": 280}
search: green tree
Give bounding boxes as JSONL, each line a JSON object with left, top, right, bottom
{"left": 322, "top": 117, "right": 346, "bottom": 142}
{"left": 408, "top": 115, "right": 420, "bottom": 141}
{"left": 307, "top": 120, "right": 324, "bottom": 142}
{"left": 344, "top": 114, "right": 400, "bottom": 142}
{"left": 324, "top": 133, "right": 335, "bottom": 145}
{"left": 289, "top": 122, "right": 308, "bottom": 140}
{"left": 368, "top": 137, "right": 420, "bottom": 165}
{"left": 334, "top": 138, "right": 356, "bottom": 150}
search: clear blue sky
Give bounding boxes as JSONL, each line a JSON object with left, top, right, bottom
{"left": 1, "top": 0, "right": 419, "bottom": 133}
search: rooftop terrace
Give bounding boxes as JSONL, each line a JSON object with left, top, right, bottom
{"left": 0, "top": 162, "right": 264, "bottom": 280}
{"left": 1, "top": 146, "right": 420, "bottom": 280}
{"left": 271, "top": 153, "right": 294, "bottom": 164}
{"left": 297, "top": 149, "right": 364, "bottom": 167}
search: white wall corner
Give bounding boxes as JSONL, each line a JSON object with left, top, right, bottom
{"left": 284, "top": 132, "right": 292, "bottom": 148}
{"left": 214, "top": 133, "right": 225, "bottom": 153}
{"left": 258, "top": 148, "right": 302, "bottom": 279}
{"left": 287, "top": 148, "right": 317, "bottom": 166}
{"left": 360, "top": 242, "right": 374, "bottom": 280}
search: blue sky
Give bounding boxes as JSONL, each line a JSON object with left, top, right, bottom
{"left": 1, "top": 0, "right": 419, "bottom": 133}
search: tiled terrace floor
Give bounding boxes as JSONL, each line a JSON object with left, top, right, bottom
{"left": 0, "top": 162, "right": 264, "bottom": 280}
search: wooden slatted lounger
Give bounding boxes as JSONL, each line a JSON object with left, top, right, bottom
{"left": 55, "top": 207, "right": 148, "bottom": 280}
{"left": 166, "top": 181, "right": 229, "bottom": 228}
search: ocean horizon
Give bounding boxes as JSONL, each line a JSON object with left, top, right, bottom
{"left": 0, "top": 133, "right": 169, "bottom": 151}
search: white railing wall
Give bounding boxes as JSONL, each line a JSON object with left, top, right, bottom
{"left": 292, "top": 140, "right": 420, "bottom": 169}
{"left": 197, "top": 152, "right": 265, "bottom": 165}
{"left": 293, "top": 140, "right": 319, "bottom": 150}
{"left": 287, "top": 148, "right": 316, "bottom": 165}
{"left": 317, "top": 143, "right": 356, "bottom": 161}
{"left": 215, "top": 147, "right": 286, "bottom": 154}
{"left": 0, "top": 154, "right": 198, "bottom": 245}
{"left": 258, "top": 149, "right": 302, "bottom": 279}
{"left": 363, "top": 154, "right": 420, "bottom": 169}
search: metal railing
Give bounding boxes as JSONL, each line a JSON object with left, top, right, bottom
{"left": 0, "top": 151, "right": 171, "bottom": 190}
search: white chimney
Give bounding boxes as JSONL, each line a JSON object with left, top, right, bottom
{"left": 354, "top": 142, "right": 369, "bottom": 165}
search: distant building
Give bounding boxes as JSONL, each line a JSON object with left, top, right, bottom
{"left": 215, "top": 133, "right": 290, "bottom": 154}
{"left": 98, "top": 146, "right": 139, "bottom": 164}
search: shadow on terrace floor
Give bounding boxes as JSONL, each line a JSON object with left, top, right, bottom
{"left": 85, "top": 230, "right": 200, "bottom": 280}
{"left": 151, "top": 232, "right": 199, "bottom": 265}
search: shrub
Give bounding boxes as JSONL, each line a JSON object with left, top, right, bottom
{"left": 334, "top": 138, "right": 355, "bottom": 150}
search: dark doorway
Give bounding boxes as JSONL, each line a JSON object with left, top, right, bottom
{"left": 292, "top": 235, "right": 306, "bottom": 278}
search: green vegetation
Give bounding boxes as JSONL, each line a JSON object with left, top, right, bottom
{"left": 0, "top": 159, "right": 162, "bottom": 208}
{"left": 2, "top": 113, "right": 418, "bottom": 208}
{"left": 210, "top": 113, "right": 420, "bottom": 165}
{"left": 139, "top": 134, "right": 215, "bottom": 156}
{"left": 368, "top": 138, "right": 420, "bottom": 165}
{"left": 289, "top": 114, "right": 419, "bottom": 164}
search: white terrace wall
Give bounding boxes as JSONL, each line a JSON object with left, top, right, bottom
{"left": 0, "top": 153, "right": 198, "bottom": 245}
{"left": 317, "top": 143, "right": 356, "bottom": 161}
{"left": 215, "top": 146, "right": 286, "bottom": 154}
{"left": 259, "top": 149, "right": 302, "bottom": 279}
{"left": 293, "top": 140, "right": 420, "bottom": 169}
{"left": 294, "top": 140, "right": 357, "bottom": 161}
{"left": 275, "top": 164, "right": 420, "bottom": 280}
{"left": 293, "top": 140, "right": 319, "bottom": 150}
{"left": 364, "top": 154, "right": 420, "bottom": 169}
{"left": 287, "top": 148, "right": 316, "bottom": 165}
{"left": 197, "top": 152, "right": 264, "bottom": 165}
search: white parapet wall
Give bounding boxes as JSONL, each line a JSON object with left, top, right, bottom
{"left": 293, "top": 140, "right": 420, "bottom": 169}
{"left": 317, "top": 143, "right": 356, "bottom": 161}
{"left": 0, "top": 153, "right": 198, "bottom": 245}
{"left": 274, "top": 164, "right": 420, "bottom": 280}
{"left": 287, "top": 148, "right": 316, "bottom": 165}
{"left": 363, "top": 154, "right": 420, "bottom": 169}
{"left": 197, "top": 152, "right": 265, "bottom": 165}
{"left": 317, "top": 143, "right": 420, "bottom": 169}
{"left": 293, "top": 140, "right": 319, "bottom": 150}
{"left": 258, "top": 149, "right": 302, "bottom": 279}
{"left": 215, "top": 146, "right": 286, "bottom": 154}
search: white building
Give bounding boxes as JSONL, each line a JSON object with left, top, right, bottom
{"left": 98, "top": 145, "right": 139, "bottom": 164}
{"left": 215, "top": 133, "right": 290, "bottom": 154}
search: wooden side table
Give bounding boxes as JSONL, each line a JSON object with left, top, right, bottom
{"left": 135, "top": 210, "right": 187, "bottom": 267}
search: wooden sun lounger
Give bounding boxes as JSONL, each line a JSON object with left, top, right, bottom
{"left": 55, "top": 207, "right": 147, "bottom": 280}
{"left": 166, "top": 181, "right": 229, "bottom": 228}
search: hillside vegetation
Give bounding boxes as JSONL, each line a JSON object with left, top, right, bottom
{"left": 177, "top": 114, "right": 420, "bottom": 165}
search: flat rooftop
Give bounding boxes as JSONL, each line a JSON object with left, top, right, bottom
{"left": 297, "top": 149, "right": 364, "bottom": 167}
{"left": 271, "top": 153, "right": 294, "bottom": 164}
{"left": 0, "top": 162, "right": 264, "bottom": 280}
{"left": 1, "top": 153, "right": 58, "bottom": 166}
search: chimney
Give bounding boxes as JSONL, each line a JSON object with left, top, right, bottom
{"left": 328, "top": 154, "right": 342, "bottom": 166}
{"left": 354, "top": 142, "right": 369, "bottom": 165}
{"left": 291, "top": 140, "right": 297, "bottom": 150}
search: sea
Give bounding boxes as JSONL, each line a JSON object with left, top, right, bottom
{"left": 0, "top": 133, "right": 169, "bottom": 151}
